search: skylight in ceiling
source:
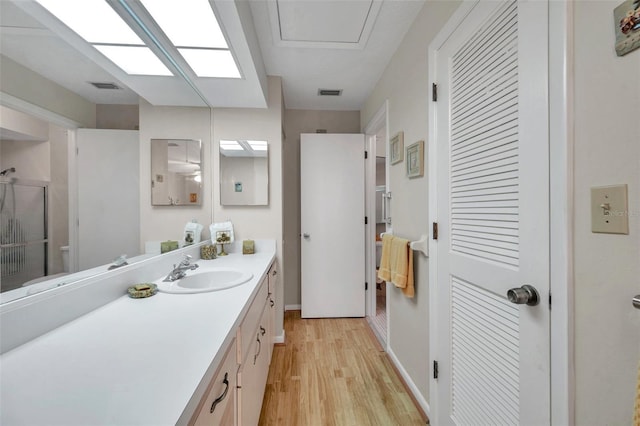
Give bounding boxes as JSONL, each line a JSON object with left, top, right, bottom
{"left": 178, "top": 49, "right": 240, "bottom": 78}
{"left": 141, "top": 0, "right": 241, "bottom": 79}
{"left": 35, "top": 0, "right": 173, "bottom": 76}
{"left": 94, "top": 45, "right": 173, "bottom": 76}
{"left": 220, "top": 140, "right": 244, "bottom": 151}
{"left": 36, "top": 0, "right": 142, "bottom": 45}
{"left": 139, "top": 0, "right": 228, "bottom": 49}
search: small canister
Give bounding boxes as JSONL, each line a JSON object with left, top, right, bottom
{"left": 201, "top": 244, "right": 217, "bottom": 260}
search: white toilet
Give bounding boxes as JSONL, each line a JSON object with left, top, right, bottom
{"left": 60, "top": 245, "right": 69, "bottom": 273}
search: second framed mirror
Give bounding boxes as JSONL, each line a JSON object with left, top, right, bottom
{"left": 219, "top": 140, "right": 268, "bottom": 206}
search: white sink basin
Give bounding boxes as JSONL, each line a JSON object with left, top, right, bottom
{"left": 156, "top": 269, "right": 253, "bottom": 294}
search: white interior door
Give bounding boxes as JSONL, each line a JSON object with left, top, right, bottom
{"left": 76, "top": 129, "right": 140, "bottom": 270}
{"left": 301, "top": 133, "right": 365, "bottom": 318}
{"left": 433, "top": 1, "right": 550, "bottom": 424}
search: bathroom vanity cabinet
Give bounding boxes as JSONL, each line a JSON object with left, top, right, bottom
{"left": 0, "top": 242, "right": 279, "bottom": 426}
{"left": 188, "top": 261, "right": 278, "bottom": 426}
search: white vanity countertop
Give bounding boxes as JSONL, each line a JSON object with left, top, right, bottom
{"left": 0, "top": 250, "right": 275, "bottom": 425}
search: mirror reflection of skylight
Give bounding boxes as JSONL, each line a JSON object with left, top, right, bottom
{"left": 178, "top": 49, "right": 241, "bottom": 78}
{"left": 36, "top": 0, "right": 143, "bottom": 45}
{"left": 139, "top": 0, "right": 228, "bottom": 49}
{"left": 94, "top": 46, "right": 173, "bottom": 76}
{"left": 248, "top": 141, "right": 268, "bottom": 151}
{"left": 220, "top": 140, "right": 243, "bottom": 151}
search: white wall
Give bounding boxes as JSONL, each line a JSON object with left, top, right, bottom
{"left": 361, "top": 0, "right": 461, "bottom": 408}
{"left": 282, "top": 109, "right": 361, "bottom": 307}
{"left": 573, "top": 2, "right": 640, "bottom": 424}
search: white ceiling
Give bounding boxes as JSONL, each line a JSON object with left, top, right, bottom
{"left": 0, "top": 0, "right": 425, "bottom": 111}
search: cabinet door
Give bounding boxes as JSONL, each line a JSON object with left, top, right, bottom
{"left": 191, "top": 340, "right": 238, "bottom": 426}
{"left": 267, "top": 263, "right": 278, "bottom": 362}
{"left": 238, "top": 305, "right": 271, "bottom": 426}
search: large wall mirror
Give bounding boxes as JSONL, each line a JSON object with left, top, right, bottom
{"left": 219, "top": 140, "right": 269, "bottom": 206}
{"left": 151, "top": 139, "right": 202, "bottom": 206}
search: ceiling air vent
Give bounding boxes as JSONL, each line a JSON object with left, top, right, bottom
{"left": 89, "top": 82, "right": 121, "bottom": 90}
{"left": 317, "top": 89, "right": 342, "bottom": 96}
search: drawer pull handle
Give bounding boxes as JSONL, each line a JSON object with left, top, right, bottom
{"left": 272, "top": 270, "right": 277, "bottom": 276}
{"left": 254, "top": 334, "right": 262, "bottom": 365}
{"left": 270, "top": 298, "right": 274, "bottom": 308}
{"left": 209, "top": 372, "right": 229, "bottom": 414}
{"left": 260, "top": 326, "right": 266, "bottom": 336}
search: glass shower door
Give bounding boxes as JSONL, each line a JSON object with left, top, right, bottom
{"left": 0, "top": 180, "right": 48, "bottom": 293}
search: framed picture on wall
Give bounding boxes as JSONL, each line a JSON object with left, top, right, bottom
{"left": 406, "top": 140, "right": 425, "bottom": 178}
{"left": 390, "top": 131, "right": 404, "bottom": 164}
{"left": 614, "top": 0, "right": 640, "bottom": 56}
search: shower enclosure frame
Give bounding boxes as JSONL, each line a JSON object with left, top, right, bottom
{"left": 0, "top": 177, "right": 49, "bottom": 290}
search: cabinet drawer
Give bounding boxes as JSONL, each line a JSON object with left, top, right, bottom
{"left": 191, "top": 339, "right": 237, "bottom": 426}
{"left": 238, "top": 276, "right": 268, "bottom": 364}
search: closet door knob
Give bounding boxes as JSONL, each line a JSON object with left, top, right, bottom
{"left": 303, "top": 233, "right": 310, "bottom": 239}
{"left": 507, "top": 285, "right": 540, "bottom": 306}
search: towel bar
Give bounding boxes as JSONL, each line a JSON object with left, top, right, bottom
{"left": 409, "top": 234, "right": 429, "bottom": 257}
{"left": 380, "top": 232, "right": 429, "bottom": 257}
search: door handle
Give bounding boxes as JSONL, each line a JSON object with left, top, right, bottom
{"left": 303, "top": 233, "right": 310, "bottom": 239}
{"left": 507, "top": 285, "right": 540, "bottom": 306}
{"left": 633, "top": 295, "right": 640, "bottom": 310}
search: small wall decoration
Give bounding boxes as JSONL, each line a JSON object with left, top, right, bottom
{"left": 189, "top": 193, "right": 198, "bottom": 203}
{"left": 614, "top": 0, "right": 640, "bottom": 56}
{"left": 235, "top": 182, "right": 243, "bottom": 192}
{"left": 406, "top": 140, "right": 425, "bottom": 179}
{"left": 390, "top": 131, "right": 404, "bottom": 165}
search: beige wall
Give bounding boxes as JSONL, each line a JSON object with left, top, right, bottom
{"left": 361, "top": 0, "right": 461, "bottom": 406}
{"left": 0, "top": 111, "right": 69, "bottom": 275}
{"left": 212, "top": 76, "right": 283, "bottom": 336}
{"left": 282, "top": 109, "right": 361, "bottom": 307}
{"left": 573, "top": 2, "right": 640, "bottom": 424}
{"left": 96, "top": 104, "right": 139, "bottom": 130}
{"left": 0, "top": 55, "right": 96, "bottom": 128}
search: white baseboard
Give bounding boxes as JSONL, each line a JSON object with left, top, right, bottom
{"left": 274, "top": 330, "right": 285, "bottom": 344}
{"left": 387, "top": 347, "right": 431, "bottom": 419}
{"left": 285, "top": 304, "right": 301, "bottom": 311}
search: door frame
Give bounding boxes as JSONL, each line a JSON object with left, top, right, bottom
{"left": 427, "top": 1, "right": 574, "bottom": 424}
{"left": 364, "top": 101, "right": 390, "bottom": 347}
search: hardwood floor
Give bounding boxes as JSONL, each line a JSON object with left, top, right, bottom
{"left": 259, "top": 311, "right": 427, "bottom": 425}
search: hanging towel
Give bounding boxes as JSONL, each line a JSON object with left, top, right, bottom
{"left": 390, "top": 237, "right": 414, "bottom": 298}
{"left": 210, "top": 221, "right": 235, "bottom": 243}
{"left": 377, "top": 234, "right": 394, "bottom": 282}
{"left": 634, "top": 359, "right": 640, "bottom": 426}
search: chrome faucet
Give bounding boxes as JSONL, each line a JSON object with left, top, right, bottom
{"left": 163, "top": 254, "right": 199, "bottom": 282}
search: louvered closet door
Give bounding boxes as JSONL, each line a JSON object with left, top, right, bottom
{"left": 434, "top": 1, "right": 550, "bottom": 425}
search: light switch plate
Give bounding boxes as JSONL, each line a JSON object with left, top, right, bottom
{"left": 591, "top": 184, "right": 629, "bottom": 234}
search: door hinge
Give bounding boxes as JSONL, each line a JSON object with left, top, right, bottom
{"left": 433, "top": 360, "right": 439, "bottom": 379}
{"left": 365, "top": 282, "right": 368, "bottom": 291}
{"left": 432, "top": 83, "right": 438, "bottom": 102}
{"left": 549, "top": 293, "right": 552, "bottom": 308}
{"left": 365, "top": 151, "right": 368, "bottom": 159}
{"left": 76, "top": 147, "right": 79, "bottom": 156}
{"left": 432, "top": 222, "right": 438, "bottom": 240}
{"left": 365, "top": 216, "right": 368, "bottom": 225}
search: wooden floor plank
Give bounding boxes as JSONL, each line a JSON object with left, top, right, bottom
{"left": 259, "top": 311, "right": 427, "bottom": 425}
